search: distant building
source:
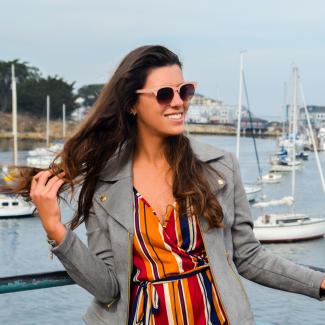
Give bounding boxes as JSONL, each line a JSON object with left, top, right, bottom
{"left": 191, "top": 94, "right": 222, "bottom": 107}
{"left": 267, "top": 121, "right": 283, "bottom": 132}
{"left": 186, "top": 105, "right": 211, "bottom": 124}
{"left": 187, "top": 94, "right": 268, "bottom": 129}
{"left": 236, "top": 117, "right": 268, "bottom": 132}
{"left": 235, "top": 107, "right": 268, "bottom": 131}
{"left": 71, "top": 97, "right": 92, "bottom": 121}
{"left": 187, "top": 101, "right": 237, "bottom": 125}
{"left": 299, "top": 105, "right": 325, "bottom": 128}
{"left": 216, "top": 105, "right": 237, "bottom": 125}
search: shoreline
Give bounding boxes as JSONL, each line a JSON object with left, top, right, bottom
{"left": 0, "top": 131, "right": 280, "bottom": 141}
{"left": 0, "top": 124, "right": 280, "bottom": 141}
{"left": 0, "top": 112, "right": 280, "bottom": 140}
{"left": 186, "top": 124, "right": 280, "bottom": 138}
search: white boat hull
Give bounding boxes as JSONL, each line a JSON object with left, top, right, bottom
{"left": 261, "top": 173, "right": 282, "bottom": 184}
{"left": 254, "top": 215, "right": 325, "bottom": 243}
{"left": 27, "top": 156, "right": 55, "bottom": 169}
{"left": 270, "top": 163, "right": 301, "bottom": 172}
{"left": 0, "top": 195, "right": 35, "bottom": 219}
{"left": 318, "top": 141, "right": 325, "bottom": 151}
{"left": 26, "top": 143, "right": 63, "bottom": 169}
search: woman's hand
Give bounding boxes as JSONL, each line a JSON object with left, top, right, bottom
{"left": 30, "top": 170, "right": 67, "bottom": 243}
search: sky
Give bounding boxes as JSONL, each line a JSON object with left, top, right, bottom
{"left": 1, "top": 0, "right": 325, "bottom": 120}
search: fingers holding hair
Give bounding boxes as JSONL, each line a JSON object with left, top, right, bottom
{"left": 42, "top": 173, "right": 65, "bottom": 194}
{"left": 30, "top": 170, "right": 65, "bottom": 198}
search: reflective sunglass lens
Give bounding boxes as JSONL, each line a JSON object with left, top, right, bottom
{"left": 157, "top": 87, "right": 174, "bottom": 105}
{"left": 180, "top": 84, "right": 195, "bottom": 101}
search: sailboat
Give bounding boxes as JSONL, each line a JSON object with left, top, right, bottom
{"left": 253, "top": 67, "right": 325, "bottom": 242}
{"left": 0, "top": 65, "right": 35, "bottom": 219}
{"left": 26, "top": 96, "right": 63, "bottom": 169}
{"left": 269, "top": 148, "right": 302, "bottom": 172}
{"left": 269, "top": 83, "right": 303, "bottom": 172}
{"left": 26, "top": 142, "right": 63, "bottom": 168}
{"left": 236, "top": 52, "right": 262, "bottom": 202}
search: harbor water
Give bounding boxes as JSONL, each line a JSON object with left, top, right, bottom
{"left": 1, "top": 135, "right": 325, "bottom": 325}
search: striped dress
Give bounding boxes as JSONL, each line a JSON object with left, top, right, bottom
{"left": 129, "top": 187, "right": 228, "bottom": 325}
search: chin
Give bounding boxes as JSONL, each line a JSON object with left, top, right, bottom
{"left": 163, "top": 127, "right": 186, "bottom": 137}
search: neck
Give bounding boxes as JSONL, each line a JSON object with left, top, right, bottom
{"left": 134, "top": 129, "right": 167, "bottom": 166}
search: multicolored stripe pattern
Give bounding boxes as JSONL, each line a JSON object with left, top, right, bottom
{"left": 129, "top": 188, "right": 228, "bottom": 325}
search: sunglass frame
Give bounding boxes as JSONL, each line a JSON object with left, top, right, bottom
{"left": 136, "top": 82, "right": 197, "bottom": 103}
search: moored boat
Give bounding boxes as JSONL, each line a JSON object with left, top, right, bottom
{"left": 26, "top": 143, "right": 63, "bottom": 169}
{"left": 254, "top": 213, "right": 325, "bottom": 243}
{"left": 269, "top": 147, "right": 303, "bottom": 172}
{"left": 0, "top": 194, "right": 35, "bottom": 219}
{"left": 260, "top": 172, "right": 282, "bottom": 184}
{"left": 0, "top": 66, "right": 36, "bottom": 219}
{"left": 254, "top": 67, "right": 325, "bottom": 244}
{"left": 269, "top": 160, "right": 302, "bottom": 172}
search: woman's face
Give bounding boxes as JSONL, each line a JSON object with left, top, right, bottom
{"left": 133, "top": 64, "right": 191, "bottom": 138}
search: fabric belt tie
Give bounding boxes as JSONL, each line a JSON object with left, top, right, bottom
{"left": 131, "top": 264, "right": 209, "bottom": 325}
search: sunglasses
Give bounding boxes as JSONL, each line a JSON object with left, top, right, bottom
{"left": 136, "top": 82, "right": 196, "bottom": 105}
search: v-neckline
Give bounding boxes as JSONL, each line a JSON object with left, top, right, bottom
{"left": 133, "top": 186, "right": 176, "bottom": 228}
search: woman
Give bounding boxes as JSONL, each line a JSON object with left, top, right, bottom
{"left": 8, "top": 45, "right": 325, "bottom": 324}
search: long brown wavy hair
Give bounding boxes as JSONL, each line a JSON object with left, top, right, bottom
{"left": 3, "top": 45, "right": 224, "bottom": 230}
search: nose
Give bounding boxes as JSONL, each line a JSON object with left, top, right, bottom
{"left": 170, "top": 90, "right": 184, "bottom": 107}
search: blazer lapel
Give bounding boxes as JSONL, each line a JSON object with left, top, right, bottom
{"left": 94, "top": 177, "right": 134, "bottom": 233}
{"left": 94, "top": 144, "right": 134, "bottom": 232}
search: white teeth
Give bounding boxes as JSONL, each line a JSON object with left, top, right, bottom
{"left": 166, "top": 113, "right": 182, "bottom": 120}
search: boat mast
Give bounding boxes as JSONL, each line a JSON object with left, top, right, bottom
{"left": 291, "top": 67, "right": 298, "bottom": 213}
{"left": 242, "top": 71, "right": 263, "bottom": 181}
{"left": 299, "top": 71, "right": 325, "bottom": 194}
{"left": 62, "top": 104, "right": 66, "bottom": 139}
{"left": 282, "top": 82, "right": 287, "bottom": 138}
{"left": 46, "top": 95, "right": 50, "bottom": 147}
{"left": 11, "top": 65, "right": 18, "bottom": 166}
{"left": 236, "top": 52, "right": 244, "bottom": 159}
{"left": 288, "top": 74, "right": 294, "bottom": 137}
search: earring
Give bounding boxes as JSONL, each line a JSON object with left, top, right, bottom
{"left": 130, "top": 110, "right": 137, "bottom": 116}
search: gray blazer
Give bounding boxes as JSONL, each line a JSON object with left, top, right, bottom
{"left": 52, "top": 137, "right": 325, "bottom": 325}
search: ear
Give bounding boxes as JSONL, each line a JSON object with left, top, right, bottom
{"left": 129, "top": 106, "right": 137, "bottom": 116}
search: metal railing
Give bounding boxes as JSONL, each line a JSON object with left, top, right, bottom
{"left": 1, "top": 265, "right": 324, "bottom": 294}
{"left": 1, "top": 265, "right": 324, "bottom": 325}
{"left": 0, "top": 270, "right": 74, "bottom": 294}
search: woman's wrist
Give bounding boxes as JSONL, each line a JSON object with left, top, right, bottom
{"left": 46, "top": 223, "right": 68, "bottom": 245}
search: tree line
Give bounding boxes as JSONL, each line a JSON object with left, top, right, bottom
{"left": 0, "top": 59, "right": 104, "bottom": 119}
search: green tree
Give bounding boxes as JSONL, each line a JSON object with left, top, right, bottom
{"left": 18, "top": 76, "right": 76, "bottom": 119}
{"left": 0, "top": 59, "right": 41, "bottom": 112}
{"left": 77, "top": 84, "right": 104, "bottom": 107}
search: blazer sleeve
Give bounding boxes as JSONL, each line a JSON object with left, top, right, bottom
{"left": 51, "top": 206, "right": 120, "bottom": 305}
{"left": 230, "top": 152, "right": 325, "bottom": 300}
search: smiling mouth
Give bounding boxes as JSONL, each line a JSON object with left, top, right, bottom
{"left": 164, "top": 112, "right": 184, "bottom": 120}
